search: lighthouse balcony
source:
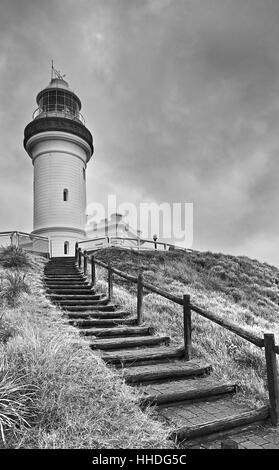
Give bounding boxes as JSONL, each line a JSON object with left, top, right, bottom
{"left": 33, "top": 105, "right": 85, "bottom": 125}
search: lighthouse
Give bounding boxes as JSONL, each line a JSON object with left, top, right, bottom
{"left": 23, "top": 66, "right": 94, "bottom": 257}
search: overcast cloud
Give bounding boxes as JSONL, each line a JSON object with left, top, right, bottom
{"left": 0, "top": 0, "right": 279, "bottom": 265}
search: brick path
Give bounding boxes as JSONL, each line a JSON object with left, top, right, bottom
{"left": 159, "top": 396, "right": 251, "bottom": 428}
{"left": 159, "top": 397, "right": 279, "bottom": 448}
{"left": 184, "top": 423, "right": 279, "bottom": 449}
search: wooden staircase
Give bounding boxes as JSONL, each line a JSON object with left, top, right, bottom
{"left": 44, "top": 257, "right": 269, "bottom": 446}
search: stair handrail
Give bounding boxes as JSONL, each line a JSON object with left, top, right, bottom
{"left": 75, "top": 243, "right": 279, "bottom": 425}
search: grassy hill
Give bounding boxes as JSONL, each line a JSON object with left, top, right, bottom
{"left": 94, "top": 248, "right": 279, "bottom": 408}
{"left": 1, "top": 246, "right": 279, "bottom": 448}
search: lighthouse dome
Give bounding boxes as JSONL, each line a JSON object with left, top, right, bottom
{"left": 36, "top": 77, "right": 78, "bottom": 100}
{"left": 45, "top": 77, "right": 70, "bottom": 90}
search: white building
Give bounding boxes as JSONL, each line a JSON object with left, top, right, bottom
{"left": 24, "top": 71, "right": 94, "bottom": 257}
{"left": 86, "top": 212, "right": 142, "bottom": 248}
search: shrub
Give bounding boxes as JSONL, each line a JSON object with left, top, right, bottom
{"left": 0, "top": 246, "right": 31, "bottom": 269}
{"left": 230, "top": 288, "right": 243, "bottom": 303}
{"left": 0, "top": 272, "right": 30, "bottom": 307}
{"left": 212, "top": 267, "right": 226, "bottom": 280}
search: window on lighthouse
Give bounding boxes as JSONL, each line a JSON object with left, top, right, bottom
{"left": 63, "top": 189, "right": 69, "bottom": 201}
{"left": 64, "top": 242, "right": 69, "bottom": 255}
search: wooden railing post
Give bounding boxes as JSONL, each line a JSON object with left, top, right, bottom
{"left": 78, "top": 248, "right": 82, "bottom": 269}
{"left": 108, "top": 262, "right": 113, "bottom": 301}
{"left": 75, "top": 242, "right": 78, "bottom": 262}
{"left": 83, "top": 250, "right": 88, "bottom": 276}
{"left": 91, "top": 255, "right": 96, "bottom": 287}
{"left": 15, "top": 231, "right": 19, "bottom": 248}
{"left": 264, "top": 333, "right": 279, "bottom": 425}
{"left": 49, "top": 240, "right": 53, "bottom": 259}
{"left": 137, "top": 272, "right": 143, "bottom": 325}
{"left": 183, "top": 294, "right": 192, "bottom": 360}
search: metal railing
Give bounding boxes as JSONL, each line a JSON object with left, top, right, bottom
{"left": 78, "top": 236, "right": 188, "bottom": 252}
{"left": 32, "top": 106, "right": 85, "bottom": 125}
{"left": 0, "top": 231, "right": 51, "bottom": 258}
{"left": 75, "top": 243, "right": 279, "bottom": 426}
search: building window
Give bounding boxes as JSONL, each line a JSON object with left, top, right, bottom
{"left": 64, "top": 241, "right": 69, "bottom": 255}
{"left": 63, "top": 188, "right": 68, "bottom": 201}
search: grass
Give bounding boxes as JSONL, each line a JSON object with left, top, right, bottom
{"left": 94, "top": 248, "right": 279, "bottom": 408}
{"left": 0, "top": 253, "right": 172, "bottom": 449}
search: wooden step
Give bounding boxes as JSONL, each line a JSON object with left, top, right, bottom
{"left": 45, "top": 276, "right": 85, "bottom": 281}
{"left": 101, "top": 346, "right": 185, "bottom": 367}
{"left": 80, "top": 326, "right": 153, "bottom": 338}
{"left": 45, "top": 272, "right": 80, "bottom": 276}
{"left": 47, "top": 258, "right": 75, "bottom": 261}
{"left": 170, "top": 406, "right": 270, "bottom": 443}
{"left": 45, "top": 275, "right": 86, "bottom": 279}
{"left": 122, "top": 360, "right": 212, "bottom": 384}
{"left": 55, "top": 299, "right": 109, "bottom": 306}
{"left": 48, "top": 294, "right": 104, "bottom": 301}
{"left": 46, "top": 286, "right": 90, "bottom": 290}
{"left": 64, "top": 304, "right": 116, "bottom": 312}
{"left": 67, "top": 310, "right": 131, "bottom": 319}
{"left": 48, "top": 266, "right": 76, "bottom": 269}
{"left": 47, "top": 288, "right": 94, "bottom": 294}
{"left": 44, "top": 270, "right": 82, "bottom": 274}
{"left": 49, "top": 259, "right": 75, "bottom": 261}
{"left": 45, "top": 266, "right": 79, "bottom": 269}
{"left": 90, "top": 335, "right": 170, "bottom": 351}
{"left": 46, "top": 269, "right": 77, "bottom": 272}
{"left": 140, "top": 377, "right": 237, "bottom": 406}
{"left": 45, "top": 281, "right": 88, "bottom": 286}
{"left": 45, "top": 275, "right": 81, "bottom": 278}
{"left": 69, "top": 318, "right": 137, "bottom": 328}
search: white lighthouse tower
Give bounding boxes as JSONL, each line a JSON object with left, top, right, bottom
{"left": 24, "top": 66, "right": 94, "bottom": 257}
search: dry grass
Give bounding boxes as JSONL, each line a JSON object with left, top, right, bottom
{"left": 94, "top": 248, "right": 279, "bottom": 408}
{"left": 0, "top": 254, "right": 172, "bottom": 449}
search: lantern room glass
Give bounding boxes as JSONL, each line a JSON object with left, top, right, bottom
{"left": 38, "top": 90, "right": 80, "bottom": 118}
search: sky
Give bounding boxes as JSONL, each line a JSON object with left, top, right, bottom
{"left": 1, "top": 0, "right": 279, "bottom": 265}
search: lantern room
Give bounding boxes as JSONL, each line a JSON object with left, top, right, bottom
{"left": 33, "top": 77, "right": 84, "bottom": 124}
